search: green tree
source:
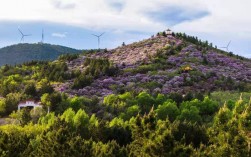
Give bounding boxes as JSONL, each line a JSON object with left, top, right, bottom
{"left": 30, "top": 107, "right": 45, "bottom": 123}
{"left": 0, "top": 74, "right": 22, "bottom": 96}
{"left": 104, "top": 118, "right": 132, "bottom": 146}
{"left": 37, "top": 79, "right": 54, "bottom": 95}
{"left": 69, "top": 96, "right": 83, "bottom": 112}
{"left": 72, "top": 74, "right": 93, "bottom": 89}
{"left": 103, "top": 94, "right": 120, "bottom": 115}
{"left": 40, "top": 92, "right": 64, "bottom": 113}
{"left": 136, "top": 92, "right": 155, "bottom": 113}
{"left": 156, "top": 101, "right": 180, "bottom": 121}
{"left": 118, "top": 92, "right": 135, "bottom": 106}
{"left": 178, "top": 106, "right": 202, "bottom": 123}
{"left": 41, "top": 93, "right": 51, "bottom": 113}
{"left": 199, "top": 96, "right": 218, "bottom": 115}
{"left": 0, "top": 130, "right": 31, "bottom": 156}
{"left": 24, "top": 82, "right": 37, "bottom": 97}
{"left": 155, "top": 93, "right": 167, "bottom": 105}
{"left": 9, "top": 108, "right": 32, "bottom": 126}
{"left": 60, "top": 108, "right": 76, "bottom": 125}
{"left": 171, "top": 121, "right": 208, "bottom": 148}
{"left": 5, "top": 93, "right": 21, "bottom": 115}
{"left": 92, "top": 140, "right": 125, "bottom": 157}
{"left": 120, "top": 105, "right": 140, "bottom": 120}
{"left": 0, "top": 98, "right": 6, "bottom": 117}
{"left": 20, "top": 108, "right": 32, "bottom": 126}
{"left": 168, "top": 93, "right": 183, "bottom": 105}
{"left": 73, "top": 109, "right": 89, "bottom": 128}
{"left": 213, "top": 104, "right": 232, "bottom": 128}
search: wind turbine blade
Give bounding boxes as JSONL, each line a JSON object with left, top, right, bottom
{"left": 18, "top": 28, "right": 24, "bottom": 35}
{"left": 99, "top": 32, "right": 105, "bottom": 37}
{"left": 92, "top": 34, "right": 99, "bottom": 37}
{"left": 227, "top": 41, "right": 231, "bottom": 48}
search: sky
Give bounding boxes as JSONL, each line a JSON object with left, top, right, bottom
{"left": 0, "top": 0, "right": 250, "bottom": 58}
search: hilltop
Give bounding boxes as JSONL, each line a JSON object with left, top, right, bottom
{"left": 0, "top": 43, "right": 82, "bottom": 66}
{"left": 56, "top": 32, "right": 251, "bottom": 97}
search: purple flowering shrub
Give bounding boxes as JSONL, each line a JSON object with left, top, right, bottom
{"left": 57, "top": 33, "right": 251, "bottom": 98}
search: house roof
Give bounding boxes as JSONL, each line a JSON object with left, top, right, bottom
{"left": 18, "top": 99, "right": 41, "bottom": 104}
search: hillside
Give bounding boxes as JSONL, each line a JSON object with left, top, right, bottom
{"left": 0, "top": 32, "right": 251, "bottom": 156}
{"left": 56, "top": 33, "right": 251, "bottom": 97}
{"left": 0, "top": 43, "right": 82, "bottom": 66}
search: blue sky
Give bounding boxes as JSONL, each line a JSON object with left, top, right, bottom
{"left": 0, "top": 21, "right": 150, "bottom": 50}
{"left": 0, "top": 0, "right": 250, "bottom": 58}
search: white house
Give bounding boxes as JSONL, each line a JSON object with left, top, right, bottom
{"left": 18, "top": 100, "right": 42, "bottom": 111}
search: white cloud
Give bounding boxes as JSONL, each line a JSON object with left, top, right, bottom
{"left": 51, "top": 0, "right": 76, "bottom": 9}
{"left": 173, "top": 0, "right": 251, "bottom": 35}
{"left": 0, "top": 0, "right": 207, "bottom": 33}
{"left": 0, "top": 0, "right": 249, "bottom": 35}
{"left": 52, "top": 32, "right": 68, "bottom": 38}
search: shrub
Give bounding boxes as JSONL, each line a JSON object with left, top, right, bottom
{"left": 72, "top": 74, "right": 93, "bottom": 89}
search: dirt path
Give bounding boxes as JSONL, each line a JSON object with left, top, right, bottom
{"left": 0, "top": 118, "right": 8, "bottom": 125}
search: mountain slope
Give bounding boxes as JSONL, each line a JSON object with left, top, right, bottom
{"left": 0, "top": 43, "right": 82, "bottom": 66}
{"left": 56, "top": 33, "right": 251, "bottom": 97}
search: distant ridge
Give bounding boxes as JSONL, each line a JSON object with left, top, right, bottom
{"left": 0, "top": 43, "right": 82, "bottom": 66}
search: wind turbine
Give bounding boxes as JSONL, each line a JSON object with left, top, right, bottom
{"left": 18, "top": 27, "right": 31, "bottom": 42}
{"left": 92, "top": 32, "right": 105, "bottom": 49}
{"left": 221, "top": 40, "right": 231, "bottom": 52}
{"left": 41, "top": 29, "right": 44, "bottom": 43}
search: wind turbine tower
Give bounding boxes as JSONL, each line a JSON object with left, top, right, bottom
{"left": 41, "top": 29, "right": 44, "bottom": 43}
{"left": 40, "top": 29, "right": 45, "bottom": 44}
{"left": 18, "top": 27, "right": 31, "bottom": 43}
{"left": 92, "top": 32, "right": 105, "bottom": 49}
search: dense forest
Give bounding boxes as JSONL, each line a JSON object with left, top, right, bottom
{"left": 0, "top": 43, "right": 82, "bottom": 66}
{"left": 0, "top": 32, "right": 250, "bottom": 156}
{"left": 1, "top": 91, "right": 251, "bottom": 156}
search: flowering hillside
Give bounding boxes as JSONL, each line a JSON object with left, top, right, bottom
{"left": 57, "top": 32, "right": 251, "bottom": 98}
